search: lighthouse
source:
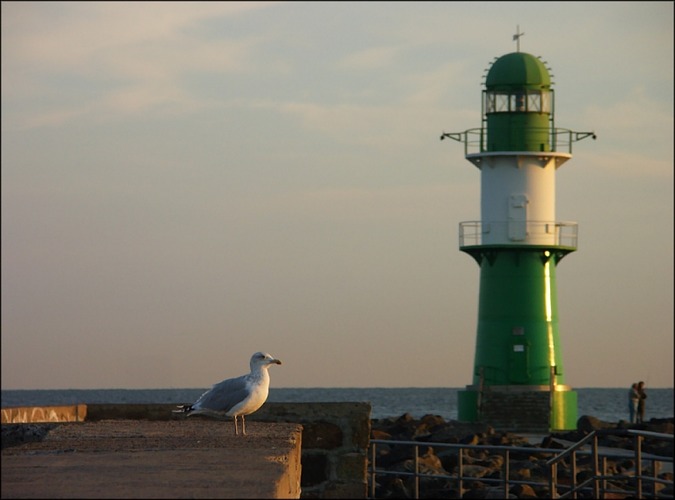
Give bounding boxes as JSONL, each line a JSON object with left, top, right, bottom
{"left": 441, "top": 41, "right": 595, "bottom": 431}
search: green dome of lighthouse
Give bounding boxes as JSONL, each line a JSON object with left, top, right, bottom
{"left": 486, "top": 52, "right": 551, "bottom": 91}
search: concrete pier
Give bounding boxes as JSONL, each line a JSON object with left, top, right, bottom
{"left": 1, "top": 402, "right": 371, "bottom": 498}
{"left": 1, "top": 419, "right": 302, "bottom": 499}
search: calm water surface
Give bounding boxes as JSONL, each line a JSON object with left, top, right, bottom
{"left": 2, "top": 387, "right": 672, "bottom": 423}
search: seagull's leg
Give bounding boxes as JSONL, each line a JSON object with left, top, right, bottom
{"left": 242, "top": 415, "right": 247, "bottom": 436}
{"left": 233, "top": 415, "right": 239, "bottom": 436}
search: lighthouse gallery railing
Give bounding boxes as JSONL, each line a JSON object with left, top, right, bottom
{"left": 459, "top": 221, "right": 578, "bottom": 248}
{"left": 449, "top": 127, "right": 595, "bottom": 156}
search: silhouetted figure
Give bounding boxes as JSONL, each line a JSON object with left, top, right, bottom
{"left": 636, "top": 381, "right": 647, "bottom": 423}
{"left": 628, "top": 382, "right": 639, "bottom": 423}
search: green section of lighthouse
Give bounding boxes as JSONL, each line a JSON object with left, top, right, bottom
{"left": 484, "top": 52, "right": 553, "bottom": 152}
{"left": 486, "top": 52, "right": 551, "bottom": 89}
{"left": 472, "top": 250, "right": 566, "bottom": 387}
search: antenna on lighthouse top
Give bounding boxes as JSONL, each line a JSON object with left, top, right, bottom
{"left": 513, "top": 25, "right": 525, "bottom": 52}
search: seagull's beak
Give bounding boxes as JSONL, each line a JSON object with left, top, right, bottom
{"left": 271, "top": 358, "right": 282, "bottom": 365}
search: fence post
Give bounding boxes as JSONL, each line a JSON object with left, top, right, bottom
{"left": 458, "top": 447, "right": 464, "bottom": 497}
{"left": 635, "top": 434, "right": 643, "bottom": 499}
{"left": 592, "top": 434, "right": 599, "bottom": 499}
{"left": 571, "top": 450, "right": 577, "bottom": 499}
{"left": 414, "top": 444, "right": 419, "bottom": 499}
{"left": 370, "top": 442, "right": 377, "bottom": 498}
{"left": 504, "top": 449, "right": 510, "bottom": 498}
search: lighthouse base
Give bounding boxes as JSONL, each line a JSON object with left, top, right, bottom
{"left": 458, "top": 385, "right": 577, "bottom": 432}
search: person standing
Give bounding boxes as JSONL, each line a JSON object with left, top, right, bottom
{"left": 628, "top": 383, "right": 640, "bottom": 423}
{"left": 637, "top": 381, "right": 647, "bottom": 423}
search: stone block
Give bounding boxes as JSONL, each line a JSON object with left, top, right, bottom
{"left": 335, "top": 452, "right": 366, "bottom": 482}
{"left": 351, "top": 414, "right": 371, "bottom": 449}
{"left": 321, "top": 481, "right": 368, "bottom": 499}
{"left": 302, "top": 421, "right": 343, "bottom": 449}
{"left": 301, "top": 451, "right": 328, "bottom": 487}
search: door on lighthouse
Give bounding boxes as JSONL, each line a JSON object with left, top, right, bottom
{"left": 508, "top": 194, "right": 528, "bottom": 241}
{"left": 509, "top": 342, "right": 530, "bottom": 383}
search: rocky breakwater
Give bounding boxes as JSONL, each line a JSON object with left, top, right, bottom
{"left": 369, "top": 413, "right": 673, "bottom": 499}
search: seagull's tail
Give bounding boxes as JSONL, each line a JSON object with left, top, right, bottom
{"left": 172, "top": 404, "right": 193, "bottom": 414}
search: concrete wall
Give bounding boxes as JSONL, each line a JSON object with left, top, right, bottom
{"left": 251, "top": 403, "right": 371, "bottom": 499}
{"left": 1, "top": 404, "right": 87, "bottom": 423}
{"left": 480, "top": 389, "right": 550, "bottom": 432}
{"left": 1, "top": 402, "right": 371, "bottom": 499}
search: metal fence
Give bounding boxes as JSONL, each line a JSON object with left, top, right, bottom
{"left": 369, "top": 429, "right": 673, "bottom": 499}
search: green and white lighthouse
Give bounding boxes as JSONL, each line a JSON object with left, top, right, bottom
{"left": 442, "top": 43, "right": 595, "bottom": 431}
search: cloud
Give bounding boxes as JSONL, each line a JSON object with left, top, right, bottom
{"left": 578, "top": 85, "right": 673, "bottom": 165}
{"left": 2, "top": 2, "right": 272, "bottom": 68}
{"left": 335, "top": 45, "right": 403, "bottom": 70}
{"left": 275, "top": 184, "right": 473, "bottom": 223}
{"left": 1, "top": 2, "right": 277, "bottom": 129}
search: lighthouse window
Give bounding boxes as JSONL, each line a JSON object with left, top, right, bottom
{"left": 485, "top": 93, "right": 496, "bottom": 113}
{"left": 512, "top": 93, "right": 526, "bottom": 112}
{"left": 541, "top": 91, "right": 551, "bottom": 112}
{"left": 528, "top": 93, "right": 541, "bottom": 112}
{"left": 485, "top": 92, "right": 510, "bottom": 113}
{"left": 485, "top": 90, "right": 551, "bottom": 113}
{"left": 496, "top": 94, "right": 509, "bottom": 112}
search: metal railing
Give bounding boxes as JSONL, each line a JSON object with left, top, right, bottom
{"left": 368, "top": 429, "right": 673, "bottom": 499}
{"left": 369, "top": 439, "right": 552, "bottom": 499}
{"left": 440, "top": 127, "right": 595, "bottom": 156}
{"left": 459, "top": 220, "right": 578, "bottom": 248}
{"left": 547, "top": 429, "right": 674, "bottom": 499}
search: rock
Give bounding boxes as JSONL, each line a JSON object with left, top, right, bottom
{"left": 425, "top": 426, "right": 462, "bottom": 444}
{"left": 436, "top": 447, "right": 463, "bottom": 471}
{"left": 647, "top": 418, "right": 674, "bottom": 435}
{"left": 419, "top": 447, "right": 445, "bottom": 474}
{"left": 1, "top": 424, "right": 56, "bottom": 449}
{"left": 510, "top": 483, "right": 537, "bottom": 498}
{"left": 549, "top": 429, "right": 583, "bottom": 442}
{"left": 368, "top": 414, "right": 674, "bottom": 500}
{"left": 467, "top": 449, "right": 488, "bottom": 462}
{"left": 484, "top": 486, "right": 515, "bottom": 498}
{"left": 485, "top": 454, "right": 503, "bottom": 469}
{"left": 511, "top": 467, "right": 531, "bottom": 480}
{"left": 411, "top": 415, "right": 450, "bottom": 441}
{"left": 577, "top": 414, "right": 616, "bottom": 434}
{"left": 376, "top": 413, "right": 418, "bottom": 440}
{"left": 411, "top": 424, "right": 432, "bottom": 440}
{"left": 400, "top": 447, "right": 447, "bottom": 476}
{"left": 420, "top": 414, "right": 447, "bottom": 429}
{"left": 387, "top": 477, "right": 412, "bottom": 499}
{"left": 508, "top": 459, "right": 540, "bottom": 481}
{"left": 377, "top": 444, "right": 415, "bottom": 469}
{"left": 461, "top": 433, "right": 481, "bottom": 445}
{"left": 371, "top": 429, "right": 392, "bottom": 440}
{"left": 462, "top": 481, "right": 487, "bottom": 499}
{"left": 462, "top": 464, "right": 491, "bottom": 478}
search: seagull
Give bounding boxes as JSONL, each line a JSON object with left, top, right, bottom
{"left": 174, "top": 351, "right": 282, "bottom": 435}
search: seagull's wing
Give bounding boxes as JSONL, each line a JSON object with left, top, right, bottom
{"left": 192, "top": 374, "right": 251, "bottom": 413}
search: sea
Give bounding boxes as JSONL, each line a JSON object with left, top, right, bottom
{"left": 1, "top": 387, "right": 673, "bottom": 423}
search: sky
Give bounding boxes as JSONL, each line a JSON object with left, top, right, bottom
{"left": 1, "top": 2, "right": 673, "bottom": 390}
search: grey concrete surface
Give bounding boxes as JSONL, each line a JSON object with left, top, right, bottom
{"left": 1, "top": 419, "right": 302, "bottom": 499}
